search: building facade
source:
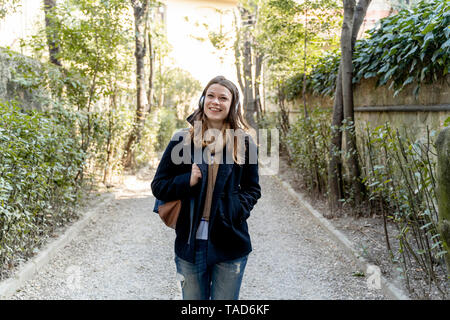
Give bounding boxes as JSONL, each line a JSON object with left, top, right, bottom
{"left": 162, "top": 0, "right": 238, "bottom": 87}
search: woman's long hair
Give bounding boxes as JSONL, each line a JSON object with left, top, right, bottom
{"left": 189, "top": 75, "right": 249, "bottom": 164}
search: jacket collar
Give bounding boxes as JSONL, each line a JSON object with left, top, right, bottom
{"left": 186, "top": 109, "right": 200, "bottom": 126}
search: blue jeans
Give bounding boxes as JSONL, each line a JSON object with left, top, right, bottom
{"left": 175, "top": 240, "right": 248, "bottom": 300}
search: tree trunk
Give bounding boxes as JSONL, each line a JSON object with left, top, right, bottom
{"left": 241, "top": 6, "right": 256, "bottom": 129}
{"left": 302, "top": 7, "right": 308, "bottom": 119}
{"left": 328, "top": 64, "right": 345, "bottom": 213}
{"left": 254, "top": 52, "right": 263, "bottom": 121}
{"left": 123, "top": 0, "right": 149, "bottom": 169}
{"left": 103, "top": 91, "right": 116, "bottom": 185}
{"left": 352, "top": 0, "right": 372, "bottom": 50}
{"left": 341, "top": 0, "right": 361, "bottom": 205}
{"left": 147, "top": 28, "right": 154, "bottom": 114}
{"left": 43, "top": 0, "right": 62, "bottom": 67}
{"left": 233, "top": 11, "right": 245, "bottom": 96}
{"left": 277, "top": 83, "right": 290, "bottom": 161}
{"left": 277, "top": 84, "right": 290, "bottom": 138}
{"left": 328, "top": 0, "right": 371, "bottom": 213}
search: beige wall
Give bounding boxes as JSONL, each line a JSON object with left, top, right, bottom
{"left": 164, "top": 0, "right": 238, "bottom": 87}
{"left": 0, "top": 0, "right": 43, "bottom": 53}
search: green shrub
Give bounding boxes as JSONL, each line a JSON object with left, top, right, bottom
{"left": 0, "top": 100, "right": 84, "bottom": 277}
{"left": 309, "top": 50, "right": 341, "bottom": 97}
{"left": 286, "top": 108, "right": 332, "bottom": 194}
{"left": 134, "top": 108, "right": 161, "bottom": 168}
{"left": 258, "top": 112, "right": 280, "bottom": 130}
{"left": 284, "top": 108, "right": 447, "bottom": 295}
{"left": 155, "top": 107, "right": 182, "bottom": 152}
{"left": 281, "top": 51, "right": 340, "bottom": 100}
{"left": 359, "top": 123, "right": 447, "bottom": 295}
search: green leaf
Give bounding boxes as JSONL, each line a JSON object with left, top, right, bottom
{"left": 422, "top": 23, "right": 436, "bottom": 35}
{"left": 403, "top": 76, "right": 414, "bottom": 87}
{"left": 352, "top": 271, "right": 365, "bottom": 277}
{"left": 431, "top": 242, "right": 441, "bottom": 250}
{"left": 431, "top": 50, "right": 442, "bottom": 62}
{"left": 420, "top": 67, "right": 429, "bottom": 81}
{"left": 420, "top": 222, "right": 433, "bottom": 230}
{"left": 364, "top": 72, "right": 377, "bottom": 79}
{"left": 378, "top": 64, "right": 390, "bottom": 74}
{"left": 413, "top": 85, "right": 421, "bottom": 98}
{"left": 442, "top": 39, "right": 450, "bottom": 49}
{"left": 423, "top": 32, "right": 434, "bottom": 47}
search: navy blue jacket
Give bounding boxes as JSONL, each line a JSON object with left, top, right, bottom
{"left": 151, "top": 128, "right": 261, "bottom": 266}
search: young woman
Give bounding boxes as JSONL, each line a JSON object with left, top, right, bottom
{"left": 151, "top": 75, "right": 261, "bottom": 300}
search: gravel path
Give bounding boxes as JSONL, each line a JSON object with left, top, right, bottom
{"left": 9, "top": 172, "right": 388, "bottom": 300}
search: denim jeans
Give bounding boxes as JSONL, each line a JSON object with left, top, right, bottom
{"left": 175, "top": 240, "right": 248, "bottom": 300}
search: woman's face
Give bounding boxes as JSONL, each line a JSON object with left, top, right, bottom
{"left": 203, "top": 83, "right": 233, "bottom": 126}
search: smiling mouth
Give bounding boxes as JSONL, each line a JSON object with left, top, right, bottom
{"left": 209, "top": 107, "right": 222, "bottom": 112}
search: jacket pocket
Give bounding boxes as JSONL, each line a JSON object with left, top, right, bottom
{"left": 222, "top": 191, "right": 243, "bottom": 226}
{"left": 217, "top": 199, "right": 232, "bottom": 228}
{"left": 217, "top": 191, "right": 244, "bottom": 227}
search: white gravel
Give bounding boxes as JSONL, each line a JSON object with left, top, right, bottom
{"left": 9, "top": 172, "right": 389, "bottom": 300}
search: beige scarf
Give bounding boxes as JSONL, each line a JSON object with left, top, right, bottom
{"left": 200, "top": 126, "right": 227, "bottom": 222}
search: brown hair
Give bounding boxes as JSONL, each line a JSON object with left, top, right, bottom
{"left": 189, "top": 75, "right": 249, "bottom": 163}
